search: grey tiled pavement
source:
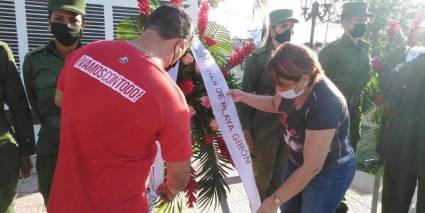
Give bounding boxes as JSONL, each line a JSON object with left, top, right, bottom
{"left": 15, "top": 157, "right": 383, "bottom": 213}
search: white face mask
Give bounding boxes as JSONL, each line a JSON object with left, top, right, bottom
{"left": 278, "top": 88, "right": 304, "bottom": 99}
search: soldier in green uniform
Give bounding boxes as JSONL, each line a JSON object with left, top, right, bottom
{"left": 319, "top": 1, "right": 372, "bottom": 153}
{"left": 318, "top": 2, "right": 372, "bottom": 212}
{"left": 0, "top": 41, "right": 35, "bottom": 213}
{"left": 22, "top": 0, "right": 86, "bottom": 205}
{"left": 379, "top": 50, "right": 425, "bottom": 213}
{"left": 239, "top": 9, "right": 298, "bottom": 201}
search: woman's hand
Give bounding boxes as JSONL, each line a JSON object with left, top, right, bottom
{"left": 256, "top": 196, "right": 279, "bottom": 213}
{"left": 227, "top": 89, "right": 246, "bottom": 103}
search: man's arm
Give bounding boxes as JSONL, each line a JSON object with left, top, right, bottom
{"left": 157, "top": 159, "right": 191, "bottom": 201}
{"left": 1, "top": 44, "right": 35, "bottom": 178}
{"left": 54, "top": 87, "right": 63, "bottom": 107}
{"left": 318, "top": 44, "right": 338, "bottom": 80}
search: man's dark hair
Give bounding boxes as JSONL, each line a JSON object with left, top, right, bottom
{"left": 144, "top": 5, "right": 192, "bottom": 41}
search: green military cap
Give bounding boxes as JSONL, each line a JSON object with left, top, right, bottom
{"left": 48, "top": 0, "right": 86, "bottom": 15}
{"left": 341, "top": 1, "right": 372, "bottom": 17}
{"left": 269, "top": 9, "right": 299, "bottom": 26}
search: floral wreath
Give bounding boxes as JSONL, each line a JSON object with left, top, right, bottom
{"left": 117, "top": 0, "right": 254, "bottom": 211}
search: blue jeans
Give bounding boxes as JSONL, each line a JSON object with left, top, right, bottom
{"left": 280, "top": 157, "right": 356, "bottom": 213}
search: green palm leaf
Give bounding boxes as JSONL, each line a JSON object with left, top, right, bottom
{"left": 253, "top": 0, "right": 268, "bottom": 15}
{"left": 203, "top": 21, "right": 232, "bottom": 69}
{"left": 116, "top": 15, "right": 149, "bottom": 40}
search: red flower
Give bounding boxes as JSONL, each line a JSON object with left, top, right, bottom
{"left": 137, "top": 0, "right": 150, "bottom": 16}
{"left": 407, "top": 12, "right": 425, "bottom": 47}
{"left": 372, "top": 57, "right": 385, "bottom": 73}
{"left": 184, "top": 168, "right": 197, "bottom": 208}
{"left": 227, "top": 41, "right": 254, "bottom": 69}
{"left": 178, "top": 80, "right": 195, "bottom": 95}
{"left": 198, "top": 2, "right": 209, "bottom": 38}
{"left": 199, "top": 96, "right": 211, "bottom": 108}
{"left": 373, "top": 94, "right": 385, "bottom": 107}
{"left": 203, "top": 36, "right": 218, "bottom": 46}
{"left": 204, "top": 134, "right": 213, "bottom": 145}
{"left": 387, "top": 19, "right": 400, "bottom": 41}
{"left": 221, "top": 69, "right": 228, "bottom": 77}
{"left": 170, "top": 0, "right": 183, "bottom": 6}
{"left": 216, "top": 136, "right": 234, "bottom": 166}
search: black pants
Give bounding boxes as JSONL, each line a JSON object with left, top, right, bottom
{"left": 383, "top": 164, "right": 425, "bottom": 213}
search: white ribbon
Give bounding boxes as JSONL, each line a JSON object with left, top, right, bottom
{"left": 191, "top": 37, "right": 261, "bottom": 212}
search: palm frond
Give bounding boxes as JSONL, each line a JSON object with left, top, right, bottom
{"left": 116, "top": 15, "right": 149, "bottom": 40}
{"left": 252, "top": 0, "right": 268, "bottom": 15}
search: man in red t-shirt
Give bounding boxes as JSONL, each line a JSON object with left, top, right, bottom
{"left": 48, "top": 5, "right": 193, "bottom": 212}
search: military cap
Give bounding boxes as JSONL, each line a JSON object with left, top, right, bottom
{"left": 269, "top": 9, "right": 299, "bottom": 26}
{"left": 48, "top": 0, "right": 86, "bottom": 15}
{"left": 341, "top": 2, "right": 372, "bottom": 17}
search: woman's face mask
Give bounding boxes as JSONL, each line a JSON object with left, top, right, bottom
{"left": 277, "top": 79, "right": 308, "bottom": 99}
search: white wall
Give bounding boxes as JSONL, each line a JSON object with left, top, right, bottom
{"left": 12, "top": 0, "right": 198, "bottom": 69}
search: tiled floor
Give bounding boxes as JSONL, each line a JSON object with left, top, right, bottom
{"left": 15, "top": 157, "right": 387, "bottom": 213}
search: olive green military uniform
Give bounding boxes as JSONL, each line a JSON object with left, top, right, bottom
{"left": 239, "top": 9, "right": 298, "bottom": 201}
{"left": 23, "top": 40, "right": 68, "bottom": 204}
{"left": 240, "top": 43, "right": 288, "bottom": 201}
{"left": 0, "top": 41, "right": 35, "bottom": 213}
{"left": 319, "top": 34, "right": 371, "bottom": 152}
{"left": 379, "top": 53, "right": 425, "bottom": 213}
{"left": 22, "top": 0, "right": 86, "bottom": 204}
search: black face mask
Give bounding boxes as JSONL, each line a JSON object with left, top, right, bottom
{"left": 350, "top": 24, "right": 367, "bottom": 38}
{"left": 275, "top": 29, "right": 293, "bottom": 43}
{"left": 164, "top": 44, "right": 183, "bottom": 71}
{"left": 51, "top": 22, "right": 82, "bottom": 46}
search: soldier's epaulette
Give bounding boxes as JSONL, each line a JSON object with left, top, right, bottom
{"left": 328, "top": 38, "right": 343, "bottom": 47}
{"left": 0, "top": 41, "right": 8, "bottom": 49}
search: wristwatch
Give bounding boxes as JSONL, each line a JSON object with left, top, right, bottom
{"left": 272, "top": 194, "right": 281, "bottom": 206}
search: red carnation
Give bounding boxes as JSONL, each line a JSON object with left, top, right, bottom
{"left": 204, "top": 36, "right": 218, "bottom": 46}
{"left": 178, "top": 80, "right": 195, "bottom": 95}
{"left": 185, "top": 168, "right": 197, "bottom": 208}
{"left": 216, "top": 136, "right": 234, "bottom": 166}
{"left": 204, "top": 134, "right": 213, "bottom": 145}
{"left": 170, "top": 0, "right": 183, "bottom": 6}
{"left": 221, "top": 69, "right": 229, "bottom": 77}
{"left": 387, "top": 19, "right": 400, "bottom": 41}
{"left": 137, "top": 0, "right": 150, "bottom": 16}
{"left": 407, "top": 12, "right": 425, "bottom": 47}
{"left": 199, "top": 96, "right": 211, "bottom": 108}
{"left": 372, "top": 57, "right": 385, "bottom": 73}
{"left": 198, "top": 2, "right": 209, "bottom": 38}
{"left": 227, "top": 41, "right": 254, "bottom": 69}
{"left": 373, "top": 94, "right": 385, "bottom": 107}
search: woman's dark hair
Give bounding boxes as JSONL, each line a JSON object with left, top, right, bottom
{"left": 267, "top": 42, "right": 324, "bottom": 86}
{"left": 144, "top": 5, "right": 192, "bottom": 41}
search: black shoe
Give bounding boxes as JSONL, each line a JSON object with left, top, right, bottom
{"left": 335, "top": 202, "right": 348, "bottom": 213}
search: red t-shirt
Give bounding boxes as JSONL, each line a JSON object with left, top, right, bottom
{"left": 48, "top": 40, "right": 192, "bottom": 213}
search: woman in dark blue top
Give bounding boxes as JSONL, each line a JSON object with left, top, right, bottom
{"left": 229, "top": 43, "right": 355, "bottom": 213}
